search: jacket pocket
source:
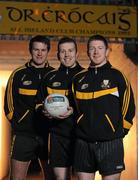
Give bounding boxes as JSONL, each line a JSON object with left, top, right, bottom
{"left": 105, "top": 114, "right": 115, "bottom": 132}
{"left": 17, "top": 110, "right": 30, "bottom": 123}
{"left": 77, "top": 114, "right": 84, "bottom": 124}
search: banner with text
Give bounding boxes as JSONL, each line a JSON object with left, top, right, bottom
{"left": 0, "top": 1, "right": 137, "bottom": 38}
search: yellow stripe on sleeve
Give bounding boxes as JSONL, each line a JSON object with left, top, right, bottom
{"left": 19, "top": 88, "right": 37, "bottom": 95}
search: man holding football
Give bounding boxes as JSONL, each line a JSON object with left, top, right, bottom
{"left": 36, "top": 37, "right": 84, "bottom": 180}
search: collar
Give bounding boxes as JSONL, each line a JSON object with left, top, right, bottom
{"left": 88, "top": 61, "right": 111, "bottom": 71}
{"left": 26, "top": 60, "right": 49, "bottom": 69}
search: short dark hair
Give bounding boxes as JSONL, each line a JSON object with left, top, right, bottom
{"left": 87, "top": 34, "right": 108, "bottom": 50}
{"left": 57, "top": 37, "right": 77, "bottom": 52}
{"left": 29, "top": 35, "right": 50, "bottom": 53}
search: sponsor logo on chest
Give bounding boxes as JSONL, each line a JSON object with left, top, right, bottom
{"left": 52, "top": 82, "right": 61, "bottom": 87}
{"left": 22, "top": 80, "right": 32, "bottom": 86}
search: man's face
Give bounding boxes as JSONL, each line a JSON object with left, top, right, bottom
{"left": 30, "top": 42, "right": 49, "bottom": 68}
{"left": 58, "top": 42, "right": 78, "bottom": 68}
{"left": 88, "top": 40, "right": 109, "bottom": 67}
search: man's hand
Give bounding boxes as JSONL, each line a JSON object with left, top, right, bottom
{"left": 57, "top": 106, "right": 73, "bottom": 119}
{"left": 42, "top": 108, "right": 53, "bottom": 119}
{"left": 42, "top": 106, "right": 73, "bottom": 120}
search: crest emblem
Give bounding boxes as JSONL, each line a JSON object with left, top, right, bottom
{"left": 101, "top": 80, "right": 110, "bottom": 89}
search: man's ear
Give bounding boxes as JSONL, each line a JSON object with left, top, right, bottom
{"left": 57, "top": 52, "right": 60, "bottom": 60}
{"left": 87, "top": 50, "right": 90, "bottom": 57}
{"left": 76, "top": 52, "right": 79, "bottom": 60}
{"left": 106, "top": 48, "right": 110, "bottom": 57}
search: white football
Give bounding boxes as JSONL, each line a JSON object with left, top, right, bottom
{"left": 44, "top": 93, "right": 69, "bottom": 117}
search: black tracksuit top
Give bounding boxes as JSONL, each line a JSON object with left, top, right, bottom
{"left": 72, "top": 62, "right": 135, "bottom": 142}
{"left": 36, "top": 63, "right": 84, "bottom": 138}
{"left": 4, "top": 61, "right": 53, "bottom": 136}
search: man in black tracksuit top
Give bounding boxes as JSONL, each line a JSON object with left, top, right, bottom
{"left": 36, "top": 37, "right": 83, "bottom": 180}
{"left": 72, "top": 35, "right": 135, "bottom": 180}
{"left": 4, "top": 35, "right": 54, "bottom": 180}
